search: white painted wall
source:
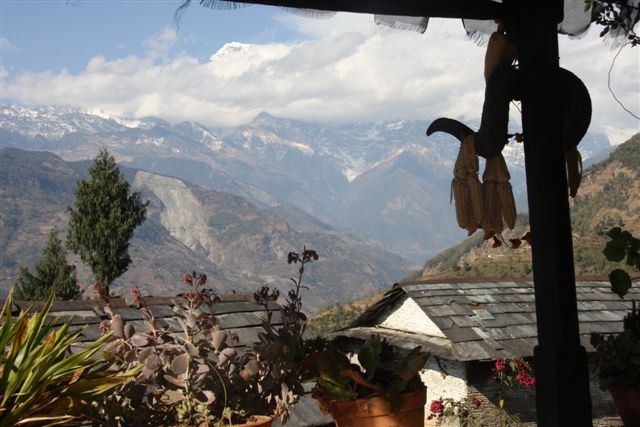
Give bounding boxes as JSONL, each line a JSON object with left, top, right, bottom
{"left": 378, "top": 295, "right": 447, "bottom": 338}
{"left": 421, "top": 357, "right": 468, "bottom": 402}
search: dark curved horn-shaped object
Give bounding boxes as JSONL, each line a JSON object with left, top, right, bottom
{"left": 559, "top": 68, "right": 591, "bottom": 150}
{"left": 426, "top": 118, "right": 474, "bottom": 143}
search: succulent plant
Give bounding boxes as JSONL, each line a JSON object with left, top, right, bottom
{"left": 94, "top": 272, "right": 262, "bottom": 426}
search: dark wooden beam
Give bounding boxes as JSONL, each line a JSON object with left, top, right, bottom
{"left": 219, "top": 0, "right": 503, "bottom": 20}
{"left": 513, "top": 0, "right": 593, "bottom": 425}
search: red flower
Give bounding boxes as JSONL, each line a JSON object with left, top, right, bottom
{"left": 493, "top": 359, "right": 506, "bottom": 372}
{"left": 429, "top": 399, "right": 444, "bottom": 414}
{"left": 515, "top": 370, "right": 536, "bottom": 386}
{"left": 129, "top": 286, "right": 143, "bottom": 304}
{"left": 474, "top": 399, "right": 482, "bottom": 408}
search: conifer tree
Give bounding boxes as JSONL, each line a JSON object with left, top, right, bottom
{"left": 67, "top": 149, "right": 147, "bottom": 292}
{"left": 15, "top": 230, "right": 81, "bottom": 300}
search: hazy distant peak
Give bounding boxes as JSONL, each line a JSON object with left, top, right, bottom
{"left": 251, "top": 111, "right": 277, "bottom": 123}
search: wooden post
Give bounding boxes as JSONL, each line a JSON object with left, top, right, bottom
{"left": 512, "top": 0, "right": 593, "bottom": 425}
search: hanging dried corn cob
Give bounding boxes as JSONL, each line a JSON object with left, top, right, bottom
{"left": 481, "top": 153, "right": 516, "bottom": 236}
{"left": 451, "top": 135, "right": 483, "bottom": 235}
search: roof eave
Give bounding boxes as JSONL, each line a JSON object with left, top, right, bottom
{"left": 213, "top": 0, "right": 503, "bottom": 20}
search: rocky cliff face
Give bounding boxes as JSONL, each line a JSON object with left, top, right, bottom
{"left": 133, "top": 171, "right": 214, "bottom": 256}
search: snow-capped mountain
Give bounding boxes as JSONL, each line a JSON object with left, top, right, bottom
{"left": 0, "top": 105, "right": 611, "bottom": 262}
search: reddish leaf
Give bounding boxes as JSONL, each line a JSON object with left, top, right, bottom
{"left": 171, "top": 353, "right": 189, "bottom": 376}
{"left": 339, "top": 370, "right": 385, "bottom": 394}
{"left": 110, "top": 315, "right": 124, "bottom": 338}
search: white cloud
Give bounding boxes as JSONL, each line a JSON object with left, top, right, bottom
{"left": 142, "top": 26, "right": 178, "bottom": 61}
{"left": 0, "top": 37, "right": 20, "bottom": 54}
{"left": 559, "top": 31, "right": 640, "bottom": 144}
{"left": 2, "top": 15, "right": 638, "bottom": 144}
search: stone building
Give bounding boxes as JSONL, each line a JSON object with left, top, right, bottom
{"left": 333, "top": 277, "right": 640, "bottom": 426}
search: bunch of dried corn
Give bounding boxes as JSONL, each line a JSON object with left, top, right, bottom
{"left": 451, "top": 135, "right": 483, "bottom": 235}
{"left": 481, "top": 153, "right": 516, "bottom": 235}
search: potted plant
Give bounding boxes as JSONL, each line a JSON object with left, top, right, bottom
{"left": 93, "top": 273, "right": 276, "bottom": 426}
{"left": 591, "top": 302, "right": 640, "bottom": 426}
{"left": 590, "top": 227, "right": 640, "bottom": 426}
{"left": 308, "top": 334, "right": 428, "bottom": 427}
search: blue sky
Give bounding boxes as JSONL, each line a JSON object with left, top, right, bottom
{"left": 1, "top": 1, "right": 638, "bottom": 144}
{"left": 1, "top": 1, "right": 296, "bottom": 74}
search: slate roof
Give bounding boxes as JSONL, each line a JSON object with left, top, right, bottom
{"left": 7, "top": 295, "right": 281, "bottom": 347}
{"left": 4, "top": 295, "right": 332, "bottom": 427}
{"left": 338, "top": 277, "right": 640, "bottom": 362}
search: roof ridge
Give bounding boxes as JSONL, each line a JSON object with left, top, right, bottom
{"left": 396, "top": 275, "right": 640, "bottom": 287}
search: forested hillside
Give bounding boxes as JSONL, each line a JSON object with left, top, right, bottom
{"left": 420, "top": 133, "right": 639, "bottom": 279}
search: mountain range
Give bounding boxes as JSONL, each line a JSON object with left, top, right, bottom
{"left": 0, "top": 148, "right": 415, "bottom": 311}
{"left": 0, "top": 105, "right": 613, "bottom": 262}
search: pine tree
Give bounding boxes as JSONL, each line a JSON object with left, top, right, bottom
{"left": 67, "top": 149, "right": 147, "bottom": 292}
{"left": 15, "top": 230, "right": 81, "bottom": 300}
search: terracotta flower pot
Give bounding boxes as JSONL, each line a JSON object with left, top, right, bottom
{"left": 610, "top": 384, "right": 640, "bottom": 427}
{"left": 324, "top": 390, "right": 426, "bottom": 427}
{"left": 230, "top": 415, "right": 274, "bottom": 427}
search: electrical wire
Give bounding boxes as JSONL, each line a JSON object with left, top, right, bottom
{"left": 608, "top": 42, "right": 640, "bottom": 120}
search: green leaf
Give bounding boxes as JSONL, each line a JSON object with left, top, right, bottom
{"left": 316, "top": 378, "right": 357, "bottom": 401}
{"left": 609, "top": 269, "right": 632, "bottom": 298}
{"left": 607, "top": 227, "right": 622, "bottom": 239}
{"left": 339, "top": 369, "right": 384, "bottom": 394}
{"left": 357, "top": 335, "right": 381, "bottom": 374}
{"left": 393, "top": 349, "right": 428, "bottom": 382}
{"left": 604, "top": 239, "right": 627, "bottom": 262}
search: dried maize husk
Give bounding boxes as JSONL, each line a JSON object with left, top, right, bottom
{"left": 451, "top": 135, "right": 483, "bottom": 232}
{"left": 453, "top": 135, "right": 477, "bottom": 179}
{"left": 468, "top": 176, "right": 484, "bottom": 225}
{"left": 481, "top": 180, "right": 496, "bottom": 231}
{"left": 497, "top": 181, "right": 517, "bottom": 229}
{"left": 452, "top": 179, "right": 470, "bottom": 229}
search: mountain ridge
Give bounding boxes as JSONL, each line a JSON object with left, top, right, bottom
{"left": 1, "top": 104, "right": 612, "bottom": 262}
{"left": 0, "top": 148, "right": 415, "bottom": 311}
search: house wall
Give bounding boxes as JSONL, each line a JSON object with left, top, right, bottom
{"left": 422, "top": 357, "right": 622, "bottom": 427}
{"left": 378, "top": 295, "right": 446, "bottom": 338}
{"left": 420, "top": 358, "right": 468, "bottom": 426}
